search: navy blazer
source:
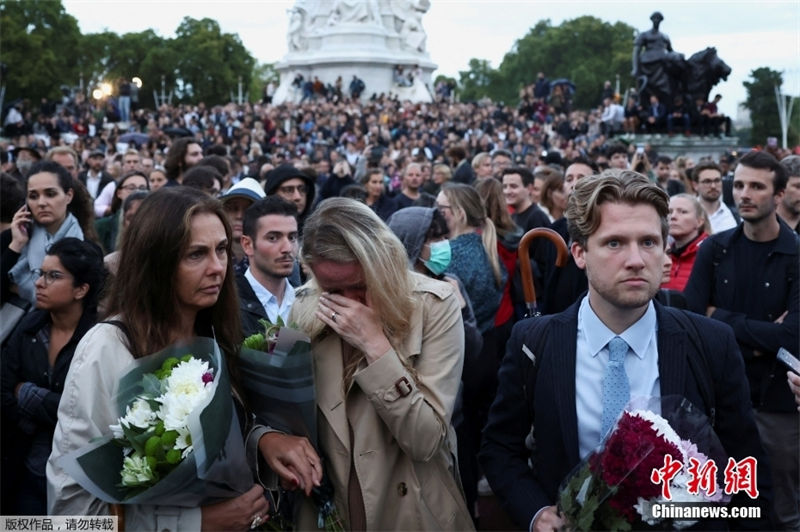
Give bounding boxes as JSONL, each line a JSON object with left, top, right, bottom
{"left": 479, "top": 299, "right": 771, "bottom": 530}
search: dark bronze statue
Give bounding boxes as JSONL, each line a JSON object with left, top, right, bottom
{"left": 633, "top": 12, "right": 731, "bottom": 108}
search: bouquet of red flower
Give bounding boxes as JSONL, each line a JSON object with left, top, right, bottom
{"left": 558, "top": 396, "right": 730, "bottom": 531}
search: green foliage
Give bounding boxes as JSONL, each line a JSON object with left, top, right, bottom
{"left": 458, "top": 58, "right": 497, "bottom": 102}
{"left": 743, "top": 67, "right": 799, "bottom": 146}
{"left": 172, "top": 17, "right": 255, "bottom": 104}
{"left": 249, "top": 62, "right": 280, "bottom": 103}
{"left": 2, "top": 2, "right": 258, "bottom": 106}
{"left": 457, "top": 17, "right": 636, "bottom": 109}
{"left": 0, "top": 0, "right": 82, "bottom": 102}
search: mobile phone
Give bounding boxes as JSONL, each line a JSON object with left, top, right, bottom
{"left": 21, "top": 205, "right": 33, "bottom": 235}
{"left": 636, "top": 144, "right": 645, "bottom": 154}
{"left": 778, "top": 347, "right": 800, "bottom": 375}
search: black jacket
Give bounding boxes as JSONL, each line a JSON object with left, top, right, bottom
{"left": 684, "top": 218, "right": 799, "bottom": 412}
{"left": 236, "top": 272, "right": 269, "bottom": 340}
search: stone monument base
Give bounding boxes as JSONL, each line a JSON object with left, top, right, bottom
{"left": 623, "top": 133, "right": 739, "bottom": 161}
{"left": 273, "top": 22, "right": 437, "bottom": 104}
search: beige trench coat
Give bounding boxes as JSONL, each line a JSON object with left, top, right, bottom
{"left": 291, "top": 273, "right": 474, "bottom": 531}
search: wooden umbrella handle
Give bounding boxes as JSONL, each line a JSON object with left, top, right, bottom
{"left": 518, "top": 227, "right": 570, "bottom": 315}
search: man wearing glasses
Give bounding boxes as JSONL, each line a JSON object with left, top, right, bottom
{"left": 691, "top": 161, "right": 739, "bottom": 233}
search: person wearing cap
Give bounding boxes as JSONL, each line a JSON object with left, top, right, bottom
{"left": 263, "top": 163, "right": 316, "bottom": 233}
{"left": 220, "top": 177, "right": 266, "bottom": 266}
{"left": 237, "top": 196, "right": 299, "bottom": 337}
{"left": 78, "top": 151, "right": 113, "bottom": 200}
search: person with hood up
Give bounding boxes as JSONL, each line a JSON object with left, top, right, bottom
{"left": 263, "top": 163, "right": 316, "bottom": 234}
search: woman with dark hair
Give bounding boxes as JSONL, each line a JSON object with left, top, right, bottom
{"left": 94, "top": 171, "right": 148, "bottom": 254}
{"left": 1, "top": 238, "right": 106, "bottom": 515}
{"left": 3, "top": 161, "right": 97, "bottom": 305}
{"left": 47, "top": 187, "right": 272, "bottom": 531}
{"left": 540, "top": 171, "right": 567, "bottom": 222}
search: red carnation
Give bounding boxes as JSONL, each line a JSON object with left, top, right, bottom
{"left": 589, "top": 412, "right": 682, "bottom": 520}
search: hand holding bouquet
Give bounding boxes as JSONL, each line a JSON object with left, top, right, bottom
{"left": 559, "top": 396, "right": 730, "bottom": 530}
{"left": 57, "top": 338, "right": 253, "bottom": 506}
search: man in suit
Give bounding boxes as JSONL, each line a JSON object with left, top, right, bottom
{"left": 481, "top": 170, "right": 770, "bottom": 531}
{"left": 77, "top": 150, "right": 113, "bottom": 200}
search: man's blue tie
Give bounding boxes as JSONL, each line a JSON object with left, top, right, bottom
{"left": 601, "top": 336, "right": 630, "bottom": 438}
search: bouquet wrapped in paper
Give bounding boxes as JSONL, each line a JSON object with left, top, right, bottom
{"left": 56, "top": 337, "right": 253, "bottom": 506}
{"left": 239, "top": 318, "right": 343, "bottom": 531}
{"left": 558, "top": 396, "right": 730, "bottom": 531}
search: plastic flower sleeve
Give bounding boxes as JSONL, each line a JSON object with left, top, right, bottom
{"left": 57, "top": 337, "right": 253, "bottom": 506}
{"left": 238, "top": 326, "right": 317, "bottom": 446}
{"left": 557, "top": 395, "right": 731, "bottom": 531}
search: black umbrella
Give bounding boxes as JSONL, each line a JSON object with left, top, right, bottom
{"left": 118, "top": 132, "right": 149, "bottom": 146}
{"left": 549, "top": 78, "right": 576, "bottom": 95}
{"left": 161, "top": 127, "right": 194, "bottom": 138}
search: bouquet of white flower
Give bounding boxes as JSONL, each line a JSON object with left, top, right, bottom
{"left": 57, "top": 337, "right": 253, "bottom": 506}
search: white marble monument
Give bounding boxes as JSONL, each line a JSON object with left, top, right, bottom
{"left": 272, "top": 0, "right": 438, "bottom": 103}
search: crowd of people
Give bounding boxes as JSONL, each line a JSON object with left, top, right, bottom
{"left": 0, "top": 83, "right": 799, "bottom": 531}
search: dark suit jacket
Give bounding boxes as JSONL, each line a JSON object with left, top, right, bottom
{"left": 479, "top": 299, "right": 771, "bottom": 529}
{"left": 78, "top": 170, "right": 114, "bottom": 198}
{"left": 236, "top": 272, "right": 268, "bottom": 339}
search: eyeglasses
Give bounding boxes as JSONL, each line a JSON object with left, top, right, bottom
{"left": 437, "top": 203, "right": 451, "bottom": 211}
{"left": 32, "top": 268, "right": 72, "bottom": 285}
{"left": 698, "top": 178, "right": 722, "bottom": 186}
{"left": 120, "top": 184, "right": 149, "bottom": 192}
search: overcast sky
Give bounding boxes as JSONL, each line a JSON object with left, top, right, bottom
{"left": 62, "top": 0, "right": 799, "bottom": 117}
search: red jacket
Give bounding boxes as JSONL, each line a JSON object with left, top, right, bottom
{"left": 663, "top": 232, "right": 708, "bottom": 292}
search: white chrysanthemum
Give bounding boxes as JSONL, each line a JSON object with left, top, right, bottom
{"left": 156, "top": 358, "right": 214, "bottom": 430}
{"left": 629, "top": 409, "right": 683, "bottom": 451}
{"left": 175, "top": 427, "right": 194, "bottom": 458}
{"left": 109, "top": 423, "right": 125, "bottom": 439}
{"left": 165, "top": 358, "right": 212, "bottom": 397}
{"left": 119, "top": 397, "right": 157, "bottom": 430}
{"left": 120, "top": 454, "right": 155, "bottom": 487}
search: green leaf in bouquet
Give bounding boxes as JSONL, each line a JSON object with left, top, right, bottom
{"left": 121, "top": 422, "right": 153, "bottom": 456}
{"left": 154, "top": 420, "right": 165, "bottom": 436}
{"left": 141, "top": 374, "right": 163, "bottom": 397}
{"left": 180, "top": 353, "right": 194, "bottom": 363}
{"left": 597, "top": 500, "right": 631, "bottom": 531}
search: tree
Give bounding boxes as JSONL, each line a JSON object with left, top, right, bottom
{"left": 172, "top": 17, "right": 256, "bottom": 104}
{"left": 493, "top": 17, "right": 635, "bottom": 109}
{"left": 0, "top": 0, "right": 82, "bottom": 103}
{"left": 742, "top": 67, "right": 798, "bottom": 147}
{"left": 458, "top": 58, "right": 497, "bottom": 102}
{"left": 455, "top": 17, "right": 635, "bottom": 109}
{"left": 249, "top": 62, "right": 280, "bottom": 103}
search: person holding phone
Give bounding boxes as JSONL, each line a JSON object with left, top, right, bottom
{"left": 2, "top": 161, "right": 96, "bottom": 307}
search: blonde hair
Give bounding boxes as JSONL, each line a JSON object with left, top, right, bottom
{"left": 442, "top": 183, "right": 503, "bottom": 287}
{"left": 296, "top": 198, "right": 416, "bottom": 342}
{"left": 670, "top": 193, "right": 711, "bottom": 235}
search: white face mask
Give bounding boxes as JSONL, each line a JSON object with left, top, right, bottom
{"left": 16, "top": 159, "right": 34, "bottom": 175}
